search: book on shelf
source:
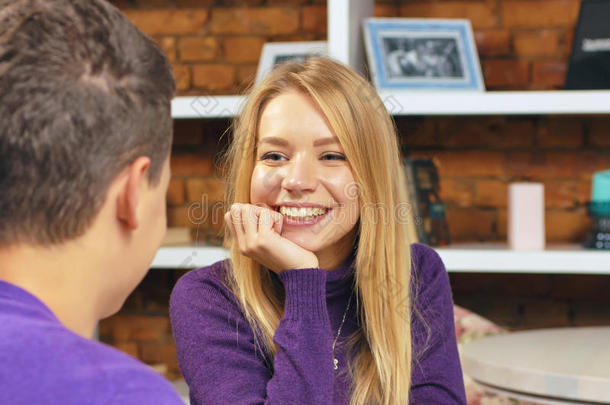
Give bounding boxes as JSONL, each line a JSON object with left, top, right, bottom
{"left": 565, "top": 0, "right": 610, "bottom": 89}
{"left": 403, "top": 158, "right": 451, "bottom": 247}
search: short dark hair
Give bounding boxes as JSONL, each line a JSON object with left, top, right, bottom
{"left": 0, "top": 0, "right": 176, "bottom": 246}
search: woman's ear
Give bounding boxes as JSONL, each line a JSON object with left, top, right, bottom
{"left": 116, "top": 157, "right": 151, "bottom": 230}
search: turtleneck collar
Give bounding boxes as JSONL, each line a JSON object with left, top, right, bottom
{"left": 325, "top": 252, "right": 356, "bottom": 295}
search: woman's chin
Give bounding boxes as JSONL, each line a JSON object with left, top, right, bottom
{"left": 282, "top": 232, "right": 321, "bottom": 255}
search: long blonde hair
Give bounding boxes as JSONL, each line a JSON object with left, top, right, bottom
{"left": 222, "top": 57, "right": 413, "bottom": 405}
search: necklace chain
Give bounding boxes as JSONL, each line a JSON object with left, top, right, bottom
{"left": 332, "top": 289, "right": 354, "bottom": 370}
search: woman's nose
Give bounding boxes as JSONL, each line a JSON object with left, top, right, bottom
{"left": 281, "top": 156, "right": 317, "bottom": 194}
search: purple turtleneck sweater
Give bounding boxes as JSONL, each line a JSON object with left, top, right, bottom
{"left": 170, "top": 243, "right": 466, "bottom": 404}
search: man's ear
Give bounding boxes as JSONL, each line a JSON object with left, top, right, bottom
{"left": 116, "top": 157, "right": 151, "bottom": 230}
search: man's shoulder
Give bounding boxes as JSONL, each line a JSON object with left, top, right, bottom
{"left": 0, "top": 309, "right": 182, "bottom": 404}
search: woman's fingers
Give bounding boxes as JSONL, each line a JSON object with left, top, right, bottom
{"left": 254, "top": 203, "right": 283, "bottom": 235}
{"left": 228, "top": 204, "right": 246, "bottom": 253}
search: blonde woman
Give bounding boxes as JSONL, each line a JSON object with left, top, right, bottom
{"left": 170, "top": 58, "right": 466, "bottom": 404}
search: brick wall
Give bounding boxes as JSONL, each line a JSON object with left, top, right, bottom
{"left": 97, "top": 0, "right": 610, "bottom": 380}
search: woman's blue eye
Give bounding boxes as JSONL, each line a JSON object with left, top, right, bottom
{"left": 322, "top": 153, "right": 346, "bottom": 161}
{"left": 261, "top": 152, "right": 285, "bottom": 161}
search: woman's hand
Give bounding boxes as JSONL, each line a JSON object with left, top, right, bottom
{"left": 224, "top": 203, "right": 319, "bottom": 274}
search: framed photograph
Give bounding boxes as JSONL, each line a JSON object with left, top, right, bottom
{"left": 565, "top": 0, "right": 610, "bottom": 89}
{"left": 363, "top": 18, "right": 484, "bottom": 91}
{"left": 255, "top": 41, "right": 328, "bottom": 85}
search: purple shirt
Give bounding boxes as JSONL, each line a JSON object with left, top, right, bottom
{"left": 0, "top": 280, "right": 183, "bottom": 405}
{"left": 170, "top": 243, "right": 466, "bottom": 404}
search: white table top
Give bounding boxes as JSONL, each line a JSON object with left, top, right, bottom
{"left": 461, "top": 327, "right": 610, "bottom": 404}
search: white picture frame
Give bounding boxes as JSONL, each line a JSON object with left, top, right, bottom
{"left": 363, "top": 18, "right": 485, "bottom": 91}
{"left": 255, "top": 41, "right": 328, "bottom": 85}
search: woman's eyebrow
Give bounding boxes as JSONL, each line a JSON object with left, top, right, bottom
{"left": 313, "top": 136, "right": 340, "bottom": 147}
{"left": 257, "top": 136, "right": 289, "bottom": 147}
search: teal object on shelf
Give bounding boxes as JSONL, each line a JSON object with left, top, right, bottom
{"left": 592, "top": 170, "right": 610, "bottom": 203}
{"left": 585, "top": 170, "right": 610, "bottom": 249}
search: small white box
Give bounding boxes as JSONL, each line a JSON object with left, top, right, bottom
{"left": 508, "top": 183, "right": 546, "bottom": 250}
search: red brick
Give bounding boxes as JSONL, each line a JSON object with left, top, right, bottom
{"left": 434, "top": 151, "right": 505, "bottom": 178}
{"left": 167, "top": 206, "right": 191, "bottom": 228}
{"left": 167, "top": 178, "right": 186, "bottom": 205}
{"left": 474, "top": 30, "right": 511, "bottom": 57}
{"left": 170, "top": 153, "right": 214, "bottom": 176}
{"left": 501, "top": 0, "right": 580, "bottom": 28}
{"left": 588, "top": 118, "right": 610, "bottom": 147}
{"left": 223, "top": 36, "right": 266, "bottom": 63}
{"left": 267, "top": 0, "right": 307, "bottom": 3}
{"left": 497, "top": 208, "right": 507, "bottom": 237}
{"left": 552, "top": 275, "right": 610, "bottom": 299}
{"left": 545, "top": 180, "right": 585, "bottom": 209}
{"left": 396, "top": 118, "right": 437, "bottom": 148}
{"left": 374, "top": 4, "right": 398, "bottom": 17}
{"left": 211, "top": 7, "right": 299, "bottom": 35}
{"left": 439, "top": 179, "right": 475, "bottom": 208}
{"left": 175, "top": 0, "right": 214, "bottom": 5}
{"left": 532, "top": 61, "right": 567, "bottom": 89}
{"left": 122, "top": 9, "right": 208, "bottom": 36}
{"left": 482, "top": 59, "right": 530, "bottom": 88}
{"left": 399, "top": 2, "right": 497, "bottom": 30}
{"left": 437, "top": 117, "right": 534, "bottom": 148}
{"left": 474, "top": 180, "right": 507, "bottom": 208}
{"left": 98, "top": 315, "right": 170, "bottom": 342}
{"left": 172, "top": 65, "right": 191, "bottom": 92}
{"left": 140, "top": 342, "right": 179, "bottom": 370}
{"left": 545, "top": 210, "right": 590, "bottom": 242}
{"left": 178, "top": 37, "right": 220, "bottom": 62}
{"left": 237, "top": 64, "right": 258, "bottom": 90}
{"left": 522, "top": 299, "right": 570, "bottom": 328}
{"left": 507, "top": 151, "right": 608, "bottom": 180}
{"left": 303, "top": 5, "right": 327, "bottom": 34}
{"left": 185, "top": 177, "right": 225, "bottom": 203}
{"left": 573, "top": 300, "right": 610, "bottom": 326}
{"left": 192, "top": 64, "right": 236, "bottom": 91}
{"left": 156, "top": 37, "right": 176, "bottom": 63}
{"left": 224, "top": 0, "right": 265, "bottom": 5}
{"left": 536, "top": 117, "right": 584, "bottom": 148}
{"left": 446, "top": 207, "right": 497, "bottom": 241}
{"left": 513, "top": 30, "right": 561, "bottom": 57}
{"left": 112, "top": 342, "right": 139, "bottom": 359}
{"left": 173, "top": 120, "right": 204, "bottom": 145}
{"left": 503, "top": 274, "right": 553, "bottom": 297}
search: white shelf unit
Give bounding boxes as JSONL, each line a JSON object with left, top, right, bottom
{"left": 171, "top": 91, "right": 610, "bottom": 119}
{"left": 151, "top": 244, "right": 610, "bottom": 274}
{"left": 163, "top": 0, "right": 610, "bottom": 274}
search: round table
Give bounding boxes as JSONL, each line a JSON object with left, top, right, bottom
{"left": 461, "top": 327, "right": 610, "bottom": 404}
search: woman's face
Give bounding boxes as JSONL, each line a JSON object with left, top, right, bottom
{"left": 250, "top": 90, "right": 360, "bottom": 269}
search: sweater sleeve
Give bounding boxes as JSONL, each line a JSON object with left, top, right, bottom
{"left": 409, "top": 244, "right": 467, "bottom": 405}
{"left": 169, "top": 262, "right": 334, "bottom": 405}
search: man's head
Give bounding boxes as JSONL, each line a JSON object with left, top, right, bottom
{"left": 0, "top": 0, "right": 176, "bottom": 321}
{"left": 0, "top": 0, "right": 175, "bottom": 246}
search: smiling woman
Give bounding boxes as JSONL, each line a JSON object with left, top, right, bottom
{"left": 169, "top": 57, "right": 466, "bottom": 405}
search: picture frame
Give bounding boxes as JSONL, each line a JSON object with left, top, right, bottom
{"left": 565, "top": 0, "right": 610, "bottom": 90}
{"left": 255, "top": 41, "right": 328, "bottom": 85}
{"left": 363, "top": 18, "right": 485, "bottom": 91}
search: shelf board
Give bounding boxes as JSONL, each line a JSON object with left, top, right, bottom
{"left": 435, "top": 243, "right": 610, "bottom": 274}
{"left": 378, "top": 90, "right": 610, "bottom": 115}
{"left": 171, "top": 96, "right": 245, "bottom": 119}
{"left": 152, "top": 246, "right": 228, "bottom": 269}
{"left": 171, "top": 91, "right": 610, "bottom": 119}
{"left": 151, "top": 244, "right": 610, "bottom": 274}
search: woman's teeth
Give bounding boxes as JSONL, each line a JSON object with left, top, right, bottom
{"left": 279, "top": 206, "right": 328, "bottom": 219}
